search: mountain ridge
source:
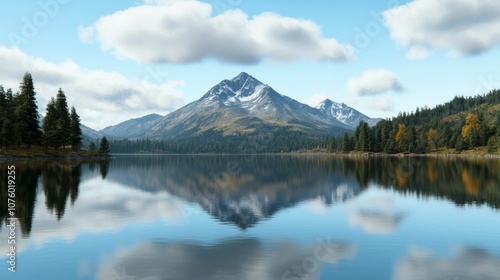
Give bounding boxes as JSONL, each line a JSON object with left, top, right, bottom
{"left": 94, "top": 72, "right": 380, "bottom": 139}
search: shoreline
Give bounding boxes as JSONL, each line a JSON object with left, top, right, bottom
{"left": 1, "top": 151, "right": 499, "bottom": 160}
{"left": 0, "top": 155, "right": 112, "bottom": 162}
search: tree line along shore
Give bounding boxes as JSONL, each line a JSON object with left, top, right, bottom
{"left": 0, "top": 72, "right": 110, "bottom": 159}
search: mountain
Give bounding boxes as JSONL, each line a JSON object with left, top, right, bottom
{"left": 102, "top": 73, "right": 379, "bottom": 139}
{"left": 100, "top": 113, "right": 162, "bottom": 139}
{"left": 81, "top": 124, "right": 109, "bottom": 139}
{"left": 316, "top": 99, "right": 381, "bottom": 128}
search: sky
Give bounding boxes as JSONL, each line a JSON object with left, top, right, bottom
{"left": 1, "top": 0, "right": 500, "bottom": 130}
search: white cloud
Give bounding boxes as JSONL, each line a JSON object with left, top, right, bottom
{"left": 349, "top": 210, "right": 404, "bottom": 235}
{"left": 383, "top": 0, "right": 500, "bottom": 59}
{"left": 97, "top": 239, "right": 356, "bottom": 280}
{"left": 81, "top": 0, "right": 354, "bottom": 64}
{"left": 349, "top": 197, "right": 404, "bottom": 235}
{"left": 348, "top": 69, "right": 403, "bottom": 96}
{"left": 0, "top": 46, "right": 184, "bottom": 130}
{"left": 394, "top": 247, "right": 500, "bottom": 280}
{"left": 77, "top": 24, "right": 95, "bottom": 44}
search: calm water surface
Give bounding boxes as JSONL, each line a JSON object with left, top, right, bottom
{"left": 1, "top": 155, "right": 500, "bottom": 280}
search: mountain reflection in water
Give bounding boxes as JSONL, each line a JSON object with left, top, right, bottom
{"left": 1, "top": 156, "right": 499, "bottom": 235}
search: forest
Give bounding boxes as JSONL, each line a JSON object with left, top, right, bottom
{"left": 0, "top": 72, "right": 107, "bottom": 156}
{"left": 333, "top": 89, "right": 500, "bottom": 154}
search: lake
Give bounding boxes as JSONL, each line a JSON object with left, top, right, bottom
{"left": 1, "top": 155, "right": 500, "bottom": 280}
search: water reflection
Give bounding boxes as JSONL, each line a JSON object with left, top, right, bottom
{"left": 0, "top": 156, "right": 499, "bottom": 280}
{"left": 97, "top": 238, "right": 356, "bottom": 280}
{"left": 0, "top": 160, "right": 110, "bottom": 236}
{"left": 1, "top": 156, "right": 499, "bottom": 236}
{"left": 394, "top": 247, "right": 500, "bottom": 280}
{"left": 349, "top": 196, "right": 406, "bottom": 235}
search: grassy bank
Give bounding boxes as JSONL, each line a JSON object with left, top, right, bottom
{"left": 0, "top": 146, "right": 109, "bottom": 160}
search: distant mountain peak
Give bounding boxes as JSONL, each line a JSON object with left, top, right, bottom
{"left": 317, "top": 99, "right": 346, "bottom": 108}
{"left": 317, "top": 98, "right": 380, "bottom": 128}
{"left": 202, "top": 72, "right": 269, "bottom": 101}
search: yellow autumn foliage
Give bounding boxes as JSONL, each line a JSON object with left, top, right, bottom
{"left": 461, "top": 113, "right": 481, "bottom": 139}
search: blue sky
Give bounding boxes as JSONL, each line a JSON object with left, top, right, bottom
{"left": 1, "top": 0, "right": 500, "bottom": 129}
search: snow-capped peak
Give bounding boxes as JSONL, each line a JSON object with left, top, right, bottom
{"left": 316, "top": 99, "right": 380, "bottom": 128}
{"left": 201, "top": 72, "right": 269, "bottom": 102}
{"left": 316, "top": 99, "right": 345, "bottom": 110}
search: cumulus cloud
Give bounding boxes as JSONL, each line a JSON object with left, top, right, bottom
{"left": 348, "top": 69, "right": 403, "bottom": 96}
{"left": 349, "top": 196, "right": 404, "bottom": 235}
{"left": 0, "top": 46, "right": 184, "bottom": 129}
{"left": 383, "top": 0, "right": 500, "bottom": 59}
{"left": 97, "top": 239, "right": 356, "bottom": 280}
{"left": 77, "top": 24, "right": 95, "bottom": 44}
{"left": 349, "top": 210, "right": 404, "bottom": 235}
{"left": 394, "top": 247, "right": 500, "bottom": 280}
{"left": 81, "top": 0, "right": 354, "bottom": 64}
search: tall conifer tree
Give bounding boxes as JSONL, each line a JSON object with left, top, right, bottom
{"left": 69, "top": 106, "right": 82, "bottom": 151}
{"left": 16, "top": 72, "right": 42, "bottom": 147}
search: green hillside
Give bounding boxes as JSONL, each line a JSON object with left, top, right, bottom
{"left": 338, "top": 89, "right": 500, "bottom": 154}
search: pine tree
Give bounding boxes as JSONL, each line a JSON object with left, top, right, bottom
{"left": 54, "top": 88, "right": 71, "bottom": 148}
{"left": 1, "top": 89, "right": 15, "bottom": 149}
{"left": 455, "top": 137, "right": 464, "bottom": 152}
{"left": 69, "top": 106, "right": 82, "bottom": 151}
{"left": 327, "top": 137, "right": 336, "bottom": 153}
{"left": 337, "top": 132, "right": 352, "bottom": 153}
{"left": 354, "top": 121, "right": 371, "bottom": 152}
{"left": 99, "top": 137, "right": 110, "bottom": 155}
{"left": 42, "top": 98, "right": 58, "bottom": 150}
{"left": 0, "top": 86, "right": 6, "bottom": 147}
{"left": 16, "top": 72, "right": 42, "bottom": 148}
{"left": 487, "top": 137, "right": 493, "bottom": 153}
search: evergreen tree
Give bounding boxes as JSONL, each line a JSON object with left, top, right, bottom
{"left": 99, "top": 137, "right": 110, "bottom": 155}
{"left": 354, "top": 121, "right": 371, "bottom": 151}
{"left": 1, "top": 89, "right": 15, "bottom": 148}
{"left": 455, "top": 137, "right": 465, "bottom": 152}
{"left": 42, "top": 98, "right": 58, "bottom": 149}
{"left": 0, "top": 86, "right": 7, "bottom": 147}
{"left": 407, "top": 126, "right": 418, "bottom": 153}
{"left": 487, "top": 137, "right": 493, "bottom": 153}
{"left": 327, "top": 137, "right": 336, "bottom": 153}
{"left": 54, "top": 88, "right": 71, "bottom": 148}
{"left": 337, "top": 132, "right": 352, "bottom": 153}
{"left": 16, "top": 72, "right": 42, "bottom": 148}
{"left": 69, "top": 106, "right": 82, "bottom": 151}
{"left": 384, "top": 122, "right": 398, "bottom": 154}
